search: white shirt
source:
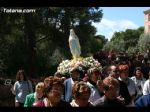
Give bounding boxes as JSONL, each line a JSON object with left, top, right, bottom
{"left": 130, "top": 76, "right": 146, "bottom": 96}
{"left": 143, "top": 79, "right": 150, "bottom": 95}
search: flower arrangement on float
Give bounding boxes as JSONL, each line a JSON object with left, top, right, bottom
{"left": 57, "top": 56, "right": 102, "bottom": 77}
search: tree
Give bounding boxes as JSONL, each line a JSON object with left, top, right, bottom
{"left": 103, "top": 27, "right": 144, "bottom": 53}
{"left": 103, "top": 39, "right": 125, "bottom": 52}
{"left": 138, "top": 33, "right": 150, "bottom": 53}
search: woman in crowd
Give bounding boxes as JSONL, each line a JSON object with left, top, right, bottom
{"left": 14, "top": 69, "right": 33, "bottom": 107}
{"left": 24, "top": 82, "right": 44, "bottom": 107}
{"left": 131, "top": 67, "right": 146, "bottom": 99}
{"left": 32, "top": 77, "right": 71, "bottom": 107}
{"left": 93, "top": 76, "right": 125, "bottom": 107}
{"left": 70, "top": 81, "right": 93, "bottom": 107}
{"left": 118, "top": 64, "right": 137, "bottom": 106}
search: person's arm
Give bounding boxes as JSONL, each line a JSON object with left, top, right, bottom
{"left": 24, "top": 95, "right": 30, "bottom": 107}
{"left": 14, "top": 81, "right": 21, "bottom": 104}
{"left": 13, "top": 82, "right": 18, "bottom": 95}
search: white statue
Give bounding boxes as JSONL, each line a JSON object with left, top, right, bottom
{"left": 69, "top": 29, "right": 81, "bottom": 60}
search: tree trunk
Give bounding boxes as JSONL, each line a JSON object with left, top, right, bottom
{"left": 24, "top": 14, "right": 37, "bottom": 78}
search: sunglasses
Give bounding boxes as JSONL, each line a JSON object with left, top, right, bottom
{"left": 120, "top": 70, "right": 128, "bottom": 73}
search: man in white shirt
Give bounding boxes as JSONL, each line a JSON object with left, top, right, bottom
{"left": 86, "top": 67, "right": 102, "bottom": 103}
{"left": 143, "top": 80, "right": 150, "bottom": 95}
{"left": 143, "top": 71, "right": 150, "bottom": 95}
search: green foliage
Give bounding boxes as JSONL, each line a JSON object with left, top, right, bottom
{"left": 103, "top": 39, "right": 125, "bottom": 52}
{"left": 90, "top": 35, "right": 107, "bottom": 53}
{"left": 138, "top": 33, "right": 150, "bottom": 53}
{"left": 104, "top": 27, "right": 144, "bottom": 53}
{"left": 127, "top": 46, "right": 138, "bottom": 54}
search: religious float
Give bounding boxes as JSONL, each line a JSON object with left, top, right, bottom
{"left": 57, "top": 29, "right": 102, "bottom": 78}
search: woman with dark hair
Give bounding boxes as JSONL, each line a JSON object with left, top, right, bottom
{"left": 14, "top": 69, "right": 33, "bottom": 107}
{"left": 131, "top": 67, "right": 146, "bottom": 99}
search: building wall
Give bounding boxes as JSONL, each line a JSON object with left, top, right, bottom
{"left": 144, "top": 10, "right": 150, "bottom": 34}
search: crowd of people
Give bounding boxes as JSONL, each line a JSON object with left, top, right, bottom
{"left": 12, "top": 50, "right": 150, "bottom": 107}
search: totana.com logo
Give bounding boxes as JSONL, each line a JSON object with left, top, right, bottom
{"left": 2, "top": 8, "right": 36, "bottom": 13}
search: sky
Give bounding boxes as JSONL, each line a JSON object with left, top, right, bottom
{"left": 92, "top": 7, "right": 150, "bottom": 41}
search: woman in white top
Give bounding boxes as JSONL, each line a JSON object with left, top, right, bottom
{"left": 14, "top": 69, "right": 33, "bottom": 107}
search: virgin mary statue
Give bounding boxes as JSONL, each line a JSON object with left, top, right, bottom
{"left": 69, "top": 29, "right": 81, "bottom": 60}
